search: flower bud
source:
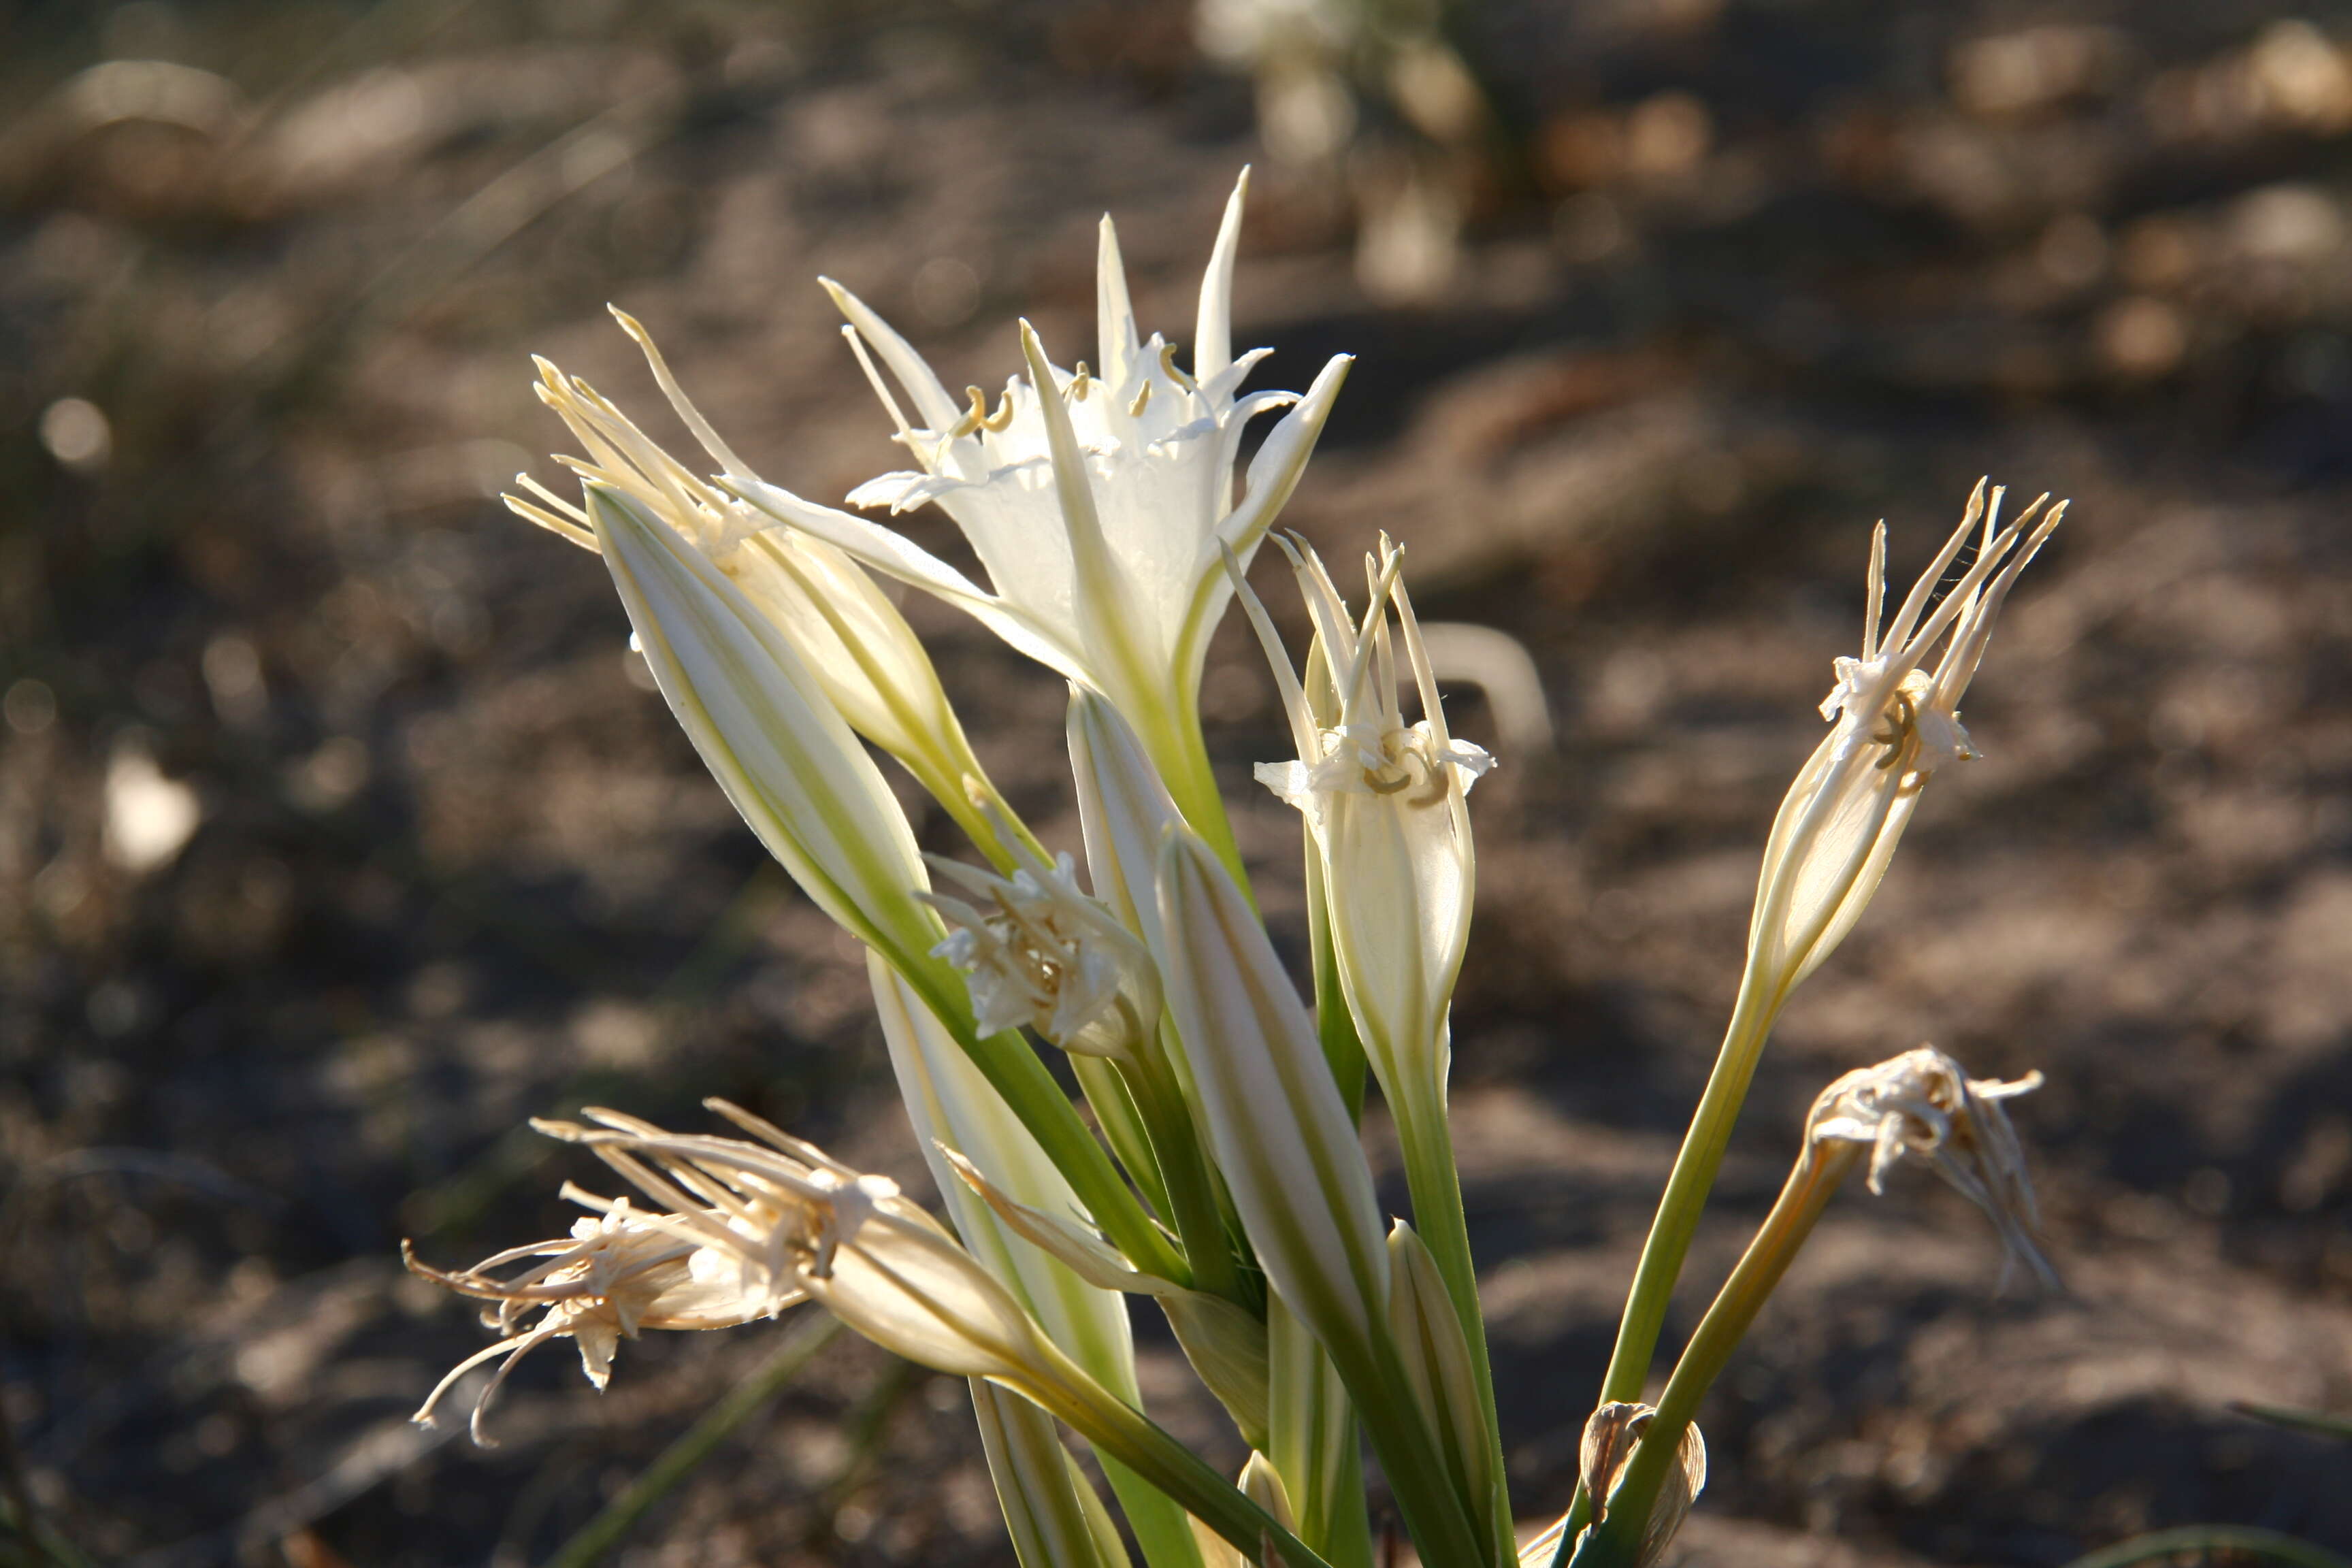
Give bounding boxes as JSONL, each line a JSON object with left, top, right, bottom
{"left": 583, "top": 485, "right": 947, "bottom": 985}
{"left": 512, "top": 316, "right": 1013, "bottom": 859}
{"left": 1386, "top": 1222, "right": 1497, "bottom": 1541}
{"left": 1750, "top": 482, "right": 2064, "bottom": 994}
{"left": 1155, "top": 824, "right": 1390, "bottom": 1352}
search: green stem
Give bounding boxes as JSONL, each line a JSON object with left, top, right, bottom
{"left": 541, "top": 1314, "right": 842, "bottom": 1568}
{"left": 1571, "top": 1143, "right": 1857, "bottom": 1568}
{"left": 1553, "top": 970, "right": 1791, "bottom": 1568}
{"left": 1070, "top": 1055, "right": 1174, "bottom": 1222}
{"left": 2063, "top": 1529, "right": 2352, "bottom": 1568}
{"left": 1392, "top": 1090, "right": 1512, "bottom": 1563}
{"left": 1126, "top": 1045, "right": 1246, "bottom": 1305}
{"left": 1017, "top": 1351, "right": 1331, "bottom": 1568}
{"left": 1152, "top": 688, "right": 1249, "bottom": 892}
{"left": 960, "top": 1024, "right": 1190, "bottom": 1286}
{"left": 1596, "top": 969, "right": 1787, "bottom": 1405}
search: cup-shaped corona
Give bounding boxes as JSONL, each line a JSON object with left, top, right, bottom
{"left": 583, "top": 485, "right": 950, "bottom": 985}
{"left": 1155, "top": 824, "right": 1390, "bottom": 1352}
{"left": 1229, "top": 534, "right": 1492, "bottom": 1115}
{"left": 1749, "top": 481, "right": 2065, "bottom": 996}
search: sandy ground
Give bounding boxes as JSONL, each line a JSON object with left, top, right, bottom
{"left": 2, "top": 1, "right": 2350, "bottom": 1564}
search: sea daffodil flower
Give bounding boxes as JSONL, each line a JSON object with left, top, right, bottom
{"left": 726, "top": 172, "right": 1352, "bottom": 844}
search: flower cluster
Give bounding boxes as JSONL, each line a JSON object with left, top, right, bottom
{"left": 408, "top": 176, "right": 2081, "bottom": 1568}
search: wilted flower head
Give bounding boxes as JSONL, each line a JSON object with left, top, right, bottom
{"left": 921, "top": 835, "right": 1162, "bottom": 1058}
{"left": 1750, "top": 481, "right": 2065, "bottom": 994}
{"left": 404, "top": 1194, "right": 777, "bottom": 1444}
{"left": 1810, "top": 1045, "right": 2059, "bottom": 1290}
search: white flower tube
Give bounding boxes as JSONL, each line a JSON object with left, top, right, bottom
{"left": 1230, "top": 533, "right": 1491, "bottom": 1118}
{"left": 586, "top": 485, "right": 946, "bottom": 986}
{"left": 1749, "top": 480, "right": 2065, "bottom": 994}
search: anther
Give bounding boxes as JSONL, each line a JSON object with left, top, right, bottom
{"left": 1129, "top": 382, "right": 1152, "bottom": 417}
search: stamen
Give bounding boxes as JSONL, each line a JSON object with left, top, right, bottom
{"left": 1128, "top": 381, "right": 1152, "bottom": 418}
{"left": 982, "top": 388, "right": 1017, "bottom": 433}
{"left": 504, "top": 493, "right": 598, "bottom": 553}
{"left": 1158, "top": 340, "right": 1196, "bottom": 393}
{"left": 952, "top": 385, "right": 989, "bottom": 439}
{"left": 1070, "top": 361, "right": 1091, "bottom": 400}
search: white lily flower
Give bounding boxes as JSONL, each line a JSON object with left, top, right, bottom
{"left": 581, "top": 485, "right": 951, "bottom": 987}
{"left": 1750, "top": 481, "right": 2065, "bottom": 994}
{"left": 723, "top": 172, "right": 1353, "bottom": 824}
{"left": 1229, "top": 532, "right": 1492, "bottom": 1113}
{"left": 1809, "top": 1045, "right": 2059, "bottom": 1290}
{"left": 509, "top": 317, "right": 1026, "bottom": 865}
{"left": 920, "top": 844, "right": 1162, "bottom": 1060}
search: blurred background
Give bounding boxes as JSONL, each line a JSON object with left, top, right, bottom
{"left": 3, "top": 0, "right": 2351, "bottom": 1564}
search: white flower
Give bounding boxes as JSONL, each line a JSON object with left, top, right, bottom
{"left": 1750, "top": 481, "right": 2065, "bottom": 993}
{"left": 509, "top": 316, "right": 1019, "bottom": 866}
{"left": 404, "top": 1196, "right": 779, "bottom": 1444}
{"left": 723, "top": 172, "right": 1352, "bottom": 797}
{"left": 1229, "top": 532, "right": 1491, "bottom": 1111}
{"left": 1809, "top": 1045, "right": 2059, "bottom": 1290}
{"left": 920, "top": 840, "right": 1162, "bottom": 1059}
{"left": 578, "top": 485, "right": 951, "bottom": 992}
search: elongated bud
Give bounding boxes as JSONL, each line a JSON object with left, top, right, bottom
{"left": 585, "top": 486, "right": 945, "bottom": 981}
{"left": 1386, "top": 1222, "right": 1497, "bottom": 1540}
{"left": 1750, "top": 483, "right": 2064, "bottom": 995}
{"left": 945, "top": 1145, "right": 1273, "bottom": 1450}
{"left": 1578, "top": 1403, "right": 1705, "bottom": 1568}
{"left": 1155, "top": 824, "right": 1391, "bottom": 1350}
{"left": 512, "top": 318, "right": 1017, "bottom": 863}
{"left": 1067, "top": 687, "right": 1180, "bottom": 951}
{"left": 972, "top": 1381, "right": 1134, "bottom": 1568}
{"left": 1230, "top": 534, "right": 1490, "bottom": 1115}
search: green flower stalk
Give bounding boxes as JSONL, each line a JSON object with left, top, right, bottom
{"left": 1593, "top": 483, "right": 2066, "bottom": 1422}
{"left": 1569, "top": 1047, "right": 2051, "bottom": 1568}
